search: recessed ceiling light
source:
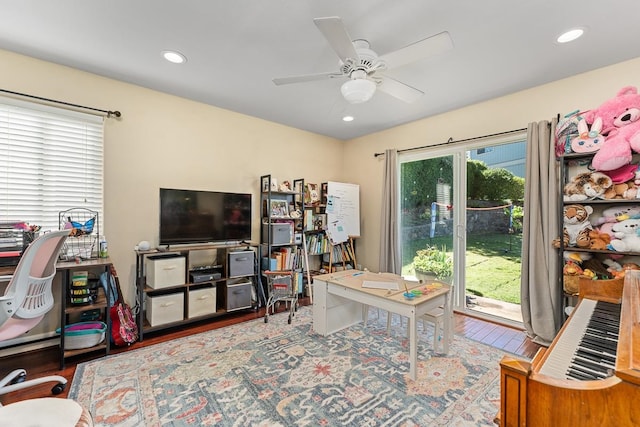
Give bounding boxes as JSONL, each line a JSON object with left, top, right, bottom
{"left": 162, "top": 50, "right": 187, "bottom": 64}
{"left": 557, "top": 28, "right": 584, "bottom": 43}
{"left": 342, "top": 115, "right": 354, "bottom": 122}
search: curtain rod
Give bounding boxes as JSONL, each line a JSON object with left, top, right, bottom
{"left": 0, "top": 88, "right": 121, "bottom": 118}
{"left": 373, "top": 127, "right": 527, "bottom": 157}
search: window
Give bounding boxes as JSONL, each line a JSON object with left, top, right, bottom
{"left": 0, "top": 97, "right": 104, "bottom": 232}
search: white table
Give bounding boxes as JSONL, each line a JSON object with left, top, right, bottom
{"left": 312, "top": 270, "right": 452, "bottom": 380}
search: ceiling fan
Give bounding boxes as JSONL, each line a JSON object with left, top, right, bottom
{"left": 273, "top": 16, "right": 453, "bottom": 104}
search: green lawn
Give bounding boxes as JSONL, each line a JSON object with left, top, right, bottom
{"left": 402, "top": 233, "right": 522, "bottom": 304}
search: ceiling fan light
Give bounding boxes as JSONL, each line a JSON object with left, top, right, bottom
{"left": 341, "top": 79, "right": 376, "bottom": 104}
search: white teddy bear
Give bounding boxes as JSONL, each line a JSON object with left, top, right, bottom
{"left": 609, "top": 218, "right": 640, "bottom": 252}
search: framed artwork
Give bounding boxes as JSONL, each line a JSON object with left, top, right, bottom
{"left": 270, "top": 199, "right": 289, "bottom": 217}
{"left": 305, "top": 183, "right": 320, "bottom": 204}
{"left": 261, "top": 176, "right": 270, "bottom": 192}
{"left": 321, "top": 182, "right": 328, "bottom": 204}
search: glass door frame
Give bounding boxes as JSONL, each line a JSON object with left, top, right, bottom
{"left": 398, "top": 131, "right": 527, "bottom": 317}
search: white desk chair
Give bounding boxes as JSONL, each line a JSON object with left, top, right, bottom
{"left": 420, "top": 283, "right": 454, "bottom": 353}
{"left": 0, "top": 230, "right": 70, "bottom": 399}
{"left": 0, "top": 230, "right": 93, "bottom": 427}
{"left": 366, "top": 281, "right": 454, "bottom": 354}
{"left": 0, "top": 230, "right": 93, "bottom": 425}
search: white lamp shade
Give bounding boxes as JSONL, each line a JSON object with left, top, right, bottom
{"left": 341, "top": 79, "right": 376, "bottom": 104}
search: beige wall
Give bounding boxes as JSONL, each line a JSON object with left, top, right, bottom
{"left": 2, "top": 46, "right": 640, "bottom": 303}
{"left": 345, "top": 57, "right": 640, "bottom": 272}
{"left": 0, "top": 49, "right": 344, "bottom": 304}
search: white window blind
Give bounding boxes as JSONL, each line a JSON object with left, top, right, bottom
{"left": 0, "top": 97, "right": 104, "bottom": 232}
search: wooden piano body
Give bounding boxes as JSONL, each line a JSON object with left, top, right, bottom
{"left": 497, "top": 271, "right": 640, "bottom": 426}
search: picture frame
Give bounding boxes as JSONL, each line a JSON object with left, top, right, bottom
{"left": 261, "top": 176, "right": 270, "bottom": 193}
{"left": 270, "top": 199, "right": 289, "bottom": 217}
{"left": 321, "top": 182, "right": 328, "bottom": 205}
{"left": 305, "top": 183, "right": 320, "bottom": 204}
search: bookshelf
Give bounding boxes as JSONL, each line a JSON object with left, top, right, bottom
{"left": 259, "top": 174, "right": 306, "bottom": 296}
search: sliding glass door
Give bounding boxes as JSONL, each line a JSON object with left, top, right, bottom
{"left": 399, "top": 133, "right": 526, "bottom": 324}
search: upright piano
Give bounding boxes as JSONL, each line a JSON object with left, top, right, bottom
{"left": 497, "top": 270, "right": 640, "bottom": 426}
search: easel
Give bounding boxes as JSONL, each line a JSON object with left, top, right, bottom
{"left": 301, "top": 231, "right": 312, "bottom": 304}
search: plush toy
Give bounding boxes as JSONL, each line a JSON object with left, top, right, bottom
{"left": 563, "top": 171, "right": 612, "bottom": 201}
{"left": 603, "top": 258, "right": 640, "bottom": 278}
{"left": 592, "top": 205, "right": 640, "bottom": 237}
{"left": 608, "top": 218, "right": 640, "bottom": 252}
{"left": 553, "top": 204, "right": 593, "bottom": 248}
{"left": 563, "top": 251, "right": 592, "bottom": 263}
{"left": 586, "top": 86, "right": 640, "bottom": 171}
{"left": 603, "top": 180, "right": 640, "bottom": 200}
{"left": 279, "top": 180, "right": 292, "bottom": 192}
{"left": 588, "top": 229, "right": 611, "bottom": 250}
{"left": 570, "top": 117, "right": 605, "bottom": 153}
{"left": 603, "top": 163, "right": 640, "bottom": 184}
{"left": 555, "top": 109, "right": 585, "bottom": 156}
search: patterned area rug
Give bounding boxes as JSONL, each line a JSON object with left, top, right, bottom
{"left": 70, "top": 306, "right": 511, "bottom": 426}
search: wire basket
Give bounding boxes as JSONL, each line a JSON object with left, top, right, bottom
{"left": 59, "top": 208, "right": 99, "bottom": 260}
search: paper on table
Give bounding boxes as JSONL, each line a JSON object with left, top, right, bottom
{"left": 362, "top": 280, "right": 399, "bottom": 290}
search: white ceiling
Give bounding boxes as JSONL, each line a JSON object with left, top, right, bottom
{"left": 1, "top": 1, "right": 640, "bottom": 140}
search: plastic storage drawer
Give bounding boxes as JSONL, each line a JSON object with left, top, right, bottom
{"left": 146, "top": 292, "right": 184, "bottom": 326}
{"left": 146, "top": 255, "right": 186, "bottom": 289}
{"left": 188, "top": 286, "right": 217, "bottom": 318}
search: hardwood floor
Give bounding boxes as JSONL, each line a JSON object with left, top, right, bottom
{"left": 0, "top": 299, "right": 542, "bottom": 406}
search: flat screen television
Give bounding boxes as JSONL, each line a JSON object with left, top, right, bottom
{"left": 159, "top": 188, "right": 252, "bottom": 245}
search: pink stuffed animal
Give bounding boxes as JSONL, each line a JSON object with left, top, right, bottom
{"left": 587, "top": 86, "right": 640, "bottom": 171}
{"left": 570, "top": 117, "right": 605, "bottom": 153}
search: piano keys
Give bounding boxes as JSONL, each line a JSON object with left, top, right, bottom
{"left": 538, "top": 299, "right": 621, "bottom": 381}
{"left": 496, "top": 271, "right": 640, "bottom": 426}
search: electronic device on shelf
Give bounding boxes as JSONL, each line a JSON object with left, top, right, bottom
{"left": 189, "top": 264, "right": 223, "bottom": 283}
{"left": 190, "top": 271, "right": 222, "bottom": 283}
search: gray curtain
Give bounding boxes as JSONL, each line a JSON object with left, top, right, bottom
{"left": 521, "top": 119, "right": 560, "bottom": 346}
{"left": 379, "top": 149, "right": 400, "bottom": 273}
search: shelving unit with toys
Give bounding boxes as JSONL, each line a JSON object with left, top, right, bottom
{"left": 556, "top": 150, "right": 640, "bottom": 318}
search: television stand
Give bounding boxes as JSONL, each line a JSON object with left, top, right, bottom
{"left": 134, "top": 242, "right": 262, "bottom": 341}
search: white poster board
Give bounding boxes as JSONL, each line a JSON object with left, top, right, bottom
{"left": 326, "top": 181, "right": 360, "bottom": 238}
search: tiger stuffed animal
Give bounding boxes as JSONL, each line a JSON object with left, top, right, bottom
{"left": 563, "top": 171, "right": 612, "bottom": 201}
{"left": 553, "top": 204, "right": 593, "bottom": 248}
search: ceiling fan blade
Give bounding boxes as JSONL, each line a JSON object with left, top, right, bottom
{"left": 379, "top": 31, "right": 453, "bottom": 69}
{"left": 377, "top": 75, "right": 424, "bottom": 103}
{"left": 313, "top": 16, "right": 360, "bottom": 64}
{"left": 273, "top": 71, "right": 343, "bottom": 86}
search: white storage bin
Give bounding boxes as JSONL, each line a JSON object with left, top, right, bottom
{"left": 146, "top": 293, "right": 184, "bottom": 326}
{"left": 188, "top": 286, "right": 217, "bottom": 318}
{"left": 146, "top": 255, "right": 186, "bottom": 289}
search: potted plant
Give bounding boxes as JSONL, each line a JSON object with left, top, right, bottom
{"left": 413, "top": 245, "right": 453, "bottom": 283}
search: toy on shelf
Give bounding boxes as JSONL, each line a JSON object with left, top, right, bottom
{"left": 587, "top": 86, "right": 640, "bottom": 171}
{"left": 570, "top": 117, "right": 605, "bottom": 154}
{"left": 563, "top": 171, "right": 612, "bottom": 201}
{"left": 553, "top": 204, "right": 593, "bottom": 249}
